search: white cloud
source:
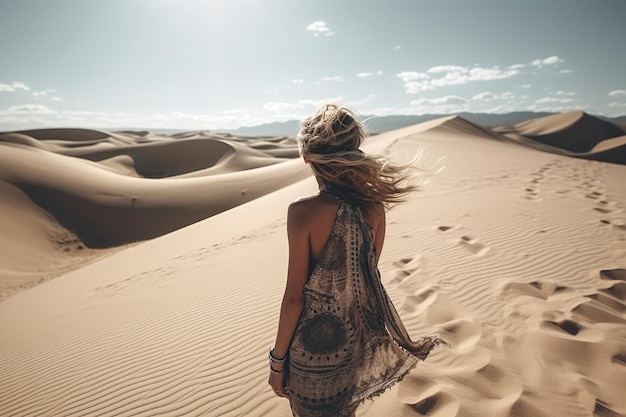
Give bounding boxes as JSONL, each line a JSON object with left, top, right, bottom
{"left": 531, "top": 56, "right": 564, "bottom": 67}
{"left": 263, "top": 102, "right": 302, "bottom": 113}
{"left": 521, "top": 84, "right": 531, "bottom": 89}
{"left": 356, "top": 71, "right": 383, "bottom": 78}
{"left": 320, "top": 76, "right": 343, "bottom": 82}
{"left": 0, "top": 81, "right": 30, "bottom": 92}
{"left": 609, "top": 102, "right": 626, "bottom": 108}
{"left": 5, "top": 104, "right": 55, "bottom": 114}
{"left": 609, "top": 90, "right": 626, "bottom": 97}
{"left": 427, "top": 65, "right": 466, "bottom": 74}
{"left": 394, "top": 45, "right": 401, "bottom": 50}
{"left": 556, "top": 90, "right": 576, "bottom": 96}
{"left": 472, "top": 91, "right": 514, "bottom": 101}
{"left": 397, "top": 65, "right": 518, "bottom": 94}
{"left": 535, "top": 97, "right": 574, "bottom": 104}
{"left": 32, "top": 91, "right": 47, "bottom": 97}
{"left": 543, "top": 56, "right": 561, "bottom": 65}
{"left": 62, "top": 110, "right": 131, "bottom": 116}
{"left": 473, "top": 92, "right": 495, "bottom": 101}
{"left": 407, "top": 95, "right": 470, "bottom": 114}
{"left": 397, "top": 72, "right": 430, "bottom": 82}
{"left": 306, "top": 21, "right": 334, "bottom": 37}
{"left": 466, "top": 67, "right": 518, "bottom": 81}
{"left": 158, "top": 110, "right": 262, "bottom": 129}
{"left": 0, "top": 107, "right": 269, "bottom": 131}
{"left": 50, "top": 96, "right": 62, "bottom": 101}
{"left": 263, "top": 97, "right": 343, "bottom": 115}
{"left": 559, "top": 69, "right": 573, "bottom": 74}
{"left": 291, "top": 79, "right": 304, "bottom": 84}
{"left": 411, "top": 96, "right": 469, "bottom": 106}
{"left": 396, "top": 71, "right": 431, "bottom": 93}
{"left": 508, "top": 64, "right": 525, "bottom": 70}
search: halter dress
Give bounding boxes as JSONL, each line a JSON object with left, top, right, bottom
{"left": 286, "top": 190, "right": 448, "bottom": 417}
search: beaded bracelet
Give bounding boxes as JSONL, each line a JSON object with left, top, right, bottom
{"left": 268, "top": 348, "right": 286, "bottom": 364}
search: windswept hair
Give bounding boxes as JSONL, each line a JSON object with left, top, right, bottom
{"left": 298, "top": 103, "right": 420, "bottom": 211}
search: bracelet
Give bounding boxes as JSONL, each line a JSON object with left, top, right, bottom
{"left": 268, "top": 348, "right": 286, "bottom": 364}
{"left": 270, "top": 366, "right": 284, "bottom": 374}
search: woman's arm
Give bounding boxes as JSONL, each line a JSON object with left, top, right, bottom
{"left": 268, "top": 201, "right": 311, "bottom": 397}
{"left": 374, "top": 207, "right": 386, "bottom": 265}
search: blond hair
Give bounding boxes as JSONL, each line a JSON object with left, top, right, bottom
{"left": 298, "top": 103, "right": 419, "bottom": 211}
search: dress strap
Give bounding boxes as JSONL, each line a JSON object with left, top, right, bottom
{"left": 321, "top": 183, "right": 356, "bottom": 205}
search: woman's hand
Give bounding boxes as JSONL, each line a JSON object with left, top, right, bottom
{"left": 268, "top": 367, "right": 289, "bottom": 399}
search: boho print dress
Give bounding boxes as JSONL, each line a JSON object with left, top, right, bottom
{"left": 286, "top": 193, "right": 448, "bottom": 417}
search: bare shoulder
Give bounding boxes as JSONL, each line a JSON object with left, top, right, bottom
{"left": 287, "top": 195, "right": 321, "bottom": 226}
{"left": 288, "top": 193, "right": 339, "bottom": 227}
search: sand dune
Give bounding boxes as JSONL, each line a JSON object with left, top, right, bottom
{"left": 1, "top": 117, "right": 625, "bottom": 417}
{"left": 0, "top": 129, "right": 308, "bottom": 299}
{"left": 493, "top": 111, "right": 626, "bottom": 164}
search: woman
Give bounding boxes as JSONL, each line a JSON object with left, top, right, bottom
{"left": 268, "top": 103, "right": 448, "bottom": 417}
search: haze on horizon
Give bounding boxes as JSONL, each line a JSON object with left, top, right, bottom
{"left": 1, "top": 0, "right": 625, "bottom": 131}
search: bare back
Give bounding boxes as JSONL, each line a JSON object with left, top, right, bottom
{"left": 293, "top": 191, "right": 386, "bottom": 270}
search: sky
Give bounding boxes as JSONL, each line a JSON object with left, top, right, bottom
{"left": 1, "top": 0, "right": 625, "bottom": 131}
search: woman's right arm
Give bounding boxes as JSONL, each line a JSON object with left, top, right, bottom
{"left": 272, "top": 202, "right": 310, "bottom": 357}
{"left": 268, "top": 202, "right": 310, "bottom": 397}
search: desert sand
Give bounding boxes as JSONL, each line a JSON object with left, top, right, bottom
{"left": 1, "top": 112, "right": 625, "bottom": 416}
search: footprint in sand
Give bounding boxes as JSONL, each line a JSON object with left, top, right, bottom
{"left": 524, "top": 195, "right": 543, "bottom": 202}
{"left": 437, "top": 318, "right": 483, "bottom": 350}
{"left": 400, "top": 293, "right": 523, "bottom": 415}
{"left": 600, "top": 219, "right": 626, "bottom": 230}
{"left": 390, "top": 255, "right": 441, "bottom": 314}
{"left": 593, "top": 206, "right": 623, "bottom": 215}
{"left": 600, "top": 269, "right": 626, "bottom": 281}
{"left": 538, "top": 315, "right": 604, "bottom": 342}
{"left": 390, "top": 257, "right": 418, "bottom": 284}
{"left": 573, "top": 297, "right": 626, "bottom": 325}
{"left": 522, "top": 184, "right": 543, "bottom": 201}
{"left": 501, "top": 281, "right": 575, "bottom": 301}
{"left": 401, "top": 388, "right": 460, "bottom": 417}
{"left": 612, "top": 352, "right": 626, "bottom": 367}
{"left": 505, "top": 272, "right": 626, "bottom": 415}
{"left": 572, "top": 270, "right": 626, "bottom": 324}
{"left": 585, "top": 191, "right": 603, "bottom": 200}
{"left": 458, "top": 235, "right": 489, "bottom": 256}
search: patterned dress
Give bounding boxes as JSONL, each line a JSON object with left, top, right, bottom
{"left": 286, "top": 192, "right": 448, "bottom": 417}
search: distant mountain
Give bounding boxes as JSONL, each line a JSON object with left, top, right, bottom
{"left": 220, "top": 120, "right": 300, "bottom": 137}
{"left": 99, "top": 112, "right": 626, "bottom": 137}
{"left": 220, "top": 112, "right": 561, "bottom": 136}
